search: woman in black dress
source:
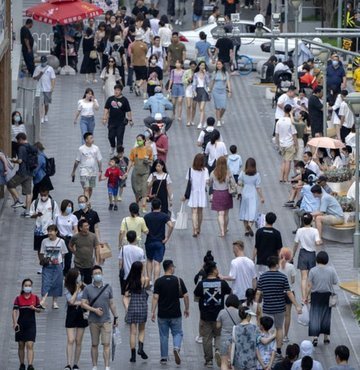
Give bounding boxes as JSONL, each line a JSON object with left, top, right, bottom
{"left": 64, "top": 268, "right": 88, "bottom": 370}
{"left": 80, "top": 27, "right": 97, "bottom": 83}
{"left": 124, "top": 261, "right": 150, "bottom": 363}
{"left": 12, "top": 279, "right": 45, "bottom": 370}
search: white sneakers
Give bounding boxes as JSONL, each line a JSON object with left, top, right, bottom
{"left": 216, "top": 121, "right": 221, "bottom": 127}
{"left": 44, "top": 115, "right": 48, "bottom": 122}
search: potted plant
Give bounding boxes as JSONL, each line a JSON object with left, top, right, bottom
{"left": 324, "top": 168, "right": 354, "bottom": 194}
{"left": 335, "top": 195, "right": 355, "bottom": 223}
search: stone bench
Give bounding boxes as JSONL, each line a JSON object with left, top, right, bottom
{"left": 323, "top": 222, "right": 355, "bottom": 243}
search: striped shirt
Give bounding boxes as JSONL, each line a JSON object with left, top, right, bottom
{"left": 11, "top": 124, "right": 26, "bottom": 142}
{"left": 257, "top": 270, "right": 290, "bottom": 314}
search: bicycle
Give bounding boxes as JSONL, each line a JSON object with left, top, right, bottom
{"left": 235, "top": 54, "right": 253, "bottom": 75}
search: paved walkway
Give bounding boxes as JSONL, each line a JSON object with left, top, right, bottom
{"left": 2, "top": 1, "right": 359, "bottom": 369}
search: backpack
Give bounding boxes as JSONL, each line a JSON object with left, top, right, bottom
{"left": 45, "top": 156, "right": 56, "bottom": 177}
{"left": 25, "top": 144, "right": 39, "bottom": 172}
{"left": 34, "top": 198, "right": 55, "bottom": 220}
{"left": 202, "top": 128, "right": 219, "bottom": 151}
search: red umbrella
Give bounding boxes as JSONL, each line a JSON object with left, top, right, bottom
{"left": 25, "top": 0, "right": 103, "bottom": 25}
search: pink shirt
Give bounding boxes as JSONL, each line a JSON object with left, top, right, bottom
{"left": 155, "top": 134, "right": 169, "bottom": 163}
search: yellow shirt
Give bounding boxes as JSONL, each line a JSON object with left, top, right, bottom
{"left": 120, "top": 216, "right": 148, "bottom": 242}
{"left": 130, "top": 146, "right": 153, "bottom": 161}
{"left": 353, "top": 68, "right": 360, "bottom": 92}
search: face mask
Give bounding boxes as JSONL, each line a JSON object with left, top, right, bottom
{"left": 93, "top": 274, "right": 103, "bottom": 283}
{"left": 332, "top": 60, "right": 339, "bottom": 67}
{"left": 78, "top": 203, "right": 86, "bottom": 210}
{"left": 65, "top": 206, "right": 72, "bottom": 215}
{"left": 14, "top": 115, "right": 21, "bottom": 123}
{"left": 41, "top": 196, "right": 48, "bottom": 202}
{"left": 296, "top": 169, "right": 301, "bottom": 174}
{"left": 41, "top": 62, "right": 47, "bottom": 67}
{"left": 150, "top": 59, "right": 157, "bottom": 64}
{"left": 76, "top": 275, "right": 82, "bottom": 284}
{"left": 137, "top": 140, "right": 144, "bottom": 146}
{"left": 23, "top": 286, "right": 32, "bottom": 294}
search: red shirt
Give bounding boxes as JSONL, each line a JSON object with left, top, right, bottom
{"left": 105, "top": 167, "right": 123, "bottom": 187}
{"left": 154, "top": 134, "right": 169, "bottom": 163}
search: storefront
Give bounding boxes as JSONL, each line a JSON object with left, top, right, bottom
{"left": 0, "top": 0, "right": 11, "bottom": 156}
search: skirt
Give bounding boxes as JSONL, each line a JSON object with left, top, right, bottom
{"left": 16, "top": 321, "right": 36, "bottom": 342}
{"left": 211, "top": 189, "right": 233, "bottom": 211}
{"left": 131, "top": 170, "right": 149, "bottom": 199}
{"left": 185, "top": 85, "right": 193, "bottom": 98}
{"left": 309, "top": 291, "right": 332, "bottom": 336}
{"left": 41, "top": 264, "right": 63, "bottom": 297}
{"left": 65, "top": 305, "right": 89, "bottom": 328}
{"left": 194, "top": 87, "right": 210, "bottom": 102}
{"left": 125, "top": 289, "right": 149, "bottom": 324}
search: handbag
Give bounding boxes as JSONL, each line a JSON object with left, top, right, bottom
{"left": 255, "top": 213, "right": 266, "bottom": 229}
{"left": 83, "top": 283, "right": 109, "bottom": 320}
{"left": 184, "top": 168, "right": 192, "bottom": 200}
{"left": 227, "top": 175, "right": 237, "bottom": 197}
{"left": 175, "top": 202, "right": 188, "bottom": 230}
{"left": 89, "top": 50, "right": 98, "bottom": 60}
{"left": 329, "top": 293, "right": 338, "bottom": 307}
{"left": 99, "top": 242, "right": 112, "bottom": 260}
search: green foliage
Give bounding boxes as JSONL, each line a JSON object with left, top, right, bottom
{"left": 323, "top": 168, "right": 354, "bottom": 183}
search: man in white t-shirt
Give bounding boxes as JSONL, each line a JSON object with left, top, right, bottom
{"left": 275, "top": 104, "right": 298, "bottom": 182}
{"left": 338, "top": 90, "right": 354, "bottom": 143}
{"left": 118, "top": 230, "right": 146, "bottom": 302}
{"left": 146, "top": 36, "right": 166, "bottom": 69}
{"left": 221, "top": 240, "right": 257, "bottom": 302}
{"left": 33, "top": 55, "right": 56, "bottom": 123}
{"left": 71, "top": 132, "right": 102, "bottom": 200}
{"left": 293, "top": 212, "right": 322, "bottom": 301}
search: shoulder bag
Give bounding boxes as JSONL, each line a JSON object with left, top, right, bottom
{"left": 225, "top": 308, "right": 237, "bottom": 325}
{"left": 184, "top": 168, "right": 192, "bottom": 200}
{"left": 40, "top": 238, "right": 60, "bottom": 267}
{"left": 83, "top": 283, "right": 109, "bottom": 320}
{"left": 227, "top": 175, "right": 237, "bottom": 197}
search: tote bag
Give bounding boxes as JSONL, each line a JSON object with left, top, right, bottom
{"left": 175, "top": 202, "right": 188, "bottom": 230}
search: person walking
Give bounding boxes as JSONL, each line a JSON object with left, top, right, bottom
{"left": 130, "top": 32, "right": 148, "bottom": 97}
{"left": 305, "top": 251, "right": 338, "bottom": 347}
{"left": 69, "top": 219, "right": 101, "bottom": 284}
{"left": 204, "top": 130, "right": 227, "bottom": 175}
{"left": 102, "top": 84, "right": 133, "bottom": 157}
{"left": 80, "top": 27, "right": 97, "bottom": 83}
{"left": 71, "top": 132, "right": 102, "bottom": 200}
{"left": 255, "top": 256, "right": 302, "bottom": 358}
{"left": 167, "top": 32, "right": 186, "bottom": 71}
{"left": 56, "top": 199, "right": 78, "bottom": 276}
{"left": 74, "top": 88, "right": 99, "bottom": 143}
{"left": 100, "top": 57, "right": 121, "bottom": 102}
{"left": 184, "top": 153, "right": 209, "bottom": 237}
{"left": 21, "top": 19, "right": 35, "bottom": 75}
{"left": 144, "top": 198, "right": 174, "bottom": 284}
{"left": 195, "top": 32, "right": 212, "bottom": 64}
{"left": 194, "top": 261, "right": 231, "bottom": 368}
{"left": 33, "top": 56, "right": 56, "bottom": 124}
{"left": 64, "top": 268, "right": 88, "bottom": 370}
{"left": 151, "top": 125, "right": 169, "bottom": 163}
{"left": 209, "top": 156, "right": 234, "bottom": 237}
{"left": 168, "top": 60, "right": 185, "bottom": 122}
{"left": 151, "top": 259, "right": 189, "bottom": 365}
{"left": 192, "top": 61, "right": 211, "bottom": 129}
{"left": 238, "top": 158, "right": 265, "bottom": 237}
{"left": 13, "top": 279, "right": 45, "bottom": 370}
{"left": 124, "top": 261, "right": 150, "bottom": 363}
{"left": 81, "top": 265, "right": 119, "bottom": 370}
{"left": 39, "top": 225, "right": 68, "bottom": 309}
{"left": 209, "top": 60, "right": 231, "bottom": 127}
{"left": 183, "top": 60, "right": 197, "bottom": 126}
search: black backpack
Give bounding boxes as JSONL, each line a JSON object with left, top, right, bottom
{"left": 25, "top": 144, "right": 39, "bottom": 172}
{"left": 45, "top": 157, "right": 56, "bottom": 177}
{"left": 34, "top": 198, "right": 55, "bottom": 219}
{"left": 202, "top": 128, "right": 219, "bottom": 151}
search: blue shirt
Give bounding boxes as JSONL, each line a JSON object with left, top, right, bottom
{"left": 300, "top": 184, "right": 320, "bottom": 212}
{"left": 320, "top": 192, "right": 344, "bottom": 218}
{"left": 33, "top": 152, "right": 46, "bottom": 184}
{"left": 326, "top": 64, "right": 345, "bottom": 90}
{"left": 195, "top": 40, "right": 211, "bottom": 63}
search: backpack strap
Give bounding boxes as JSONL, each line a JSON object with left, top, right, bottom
{"left": 34, "top": 199, "right": 39, "bottom": 213}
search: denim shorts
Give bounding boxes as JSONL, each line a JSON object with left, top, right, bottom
{"left": 297, "top": 249, "right": 316, "bottom": 271}
{"left": 108, "top": 185, "right": 119, "bottom": 197}
{"left": 192, "top": 14, "right": 202, "bottom": 22}
{"left": 145, "top": 241, "right": 165, "bottom": 262}
{"left": 171, "top": 83, "right": 185, "bottom": 97}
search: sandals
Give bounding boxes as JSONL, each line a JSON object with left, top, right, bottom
{"left": 312, "top": 338, "right": 318, "bottom": 347}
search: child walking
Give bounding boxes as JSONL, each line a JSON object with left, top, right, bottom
{"left": 256, "top": 316, "right": 276, "bottom": 370}
{"left": 116, "top": 145, "right": 129, "bottom": 202}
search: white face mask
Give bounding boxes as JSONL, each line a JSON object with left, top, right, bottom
{"left": 41, "top": 196, "right": 48, "bottom": 202}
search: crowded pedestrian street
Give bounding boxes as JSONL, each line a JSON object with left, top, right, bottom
{"left": 1, "top": 0, "right": 360, "bottom": 369}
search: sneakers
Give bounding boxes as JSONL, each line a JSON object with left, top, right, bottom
{"left": 64, "top": 366, "right": 71, "bottom": 370}
{"left": 113, "top": 205, "right": 118, "bottom": 211}
{"left": 284, "top": 200, "right": 295, "bottom": 207}
{"left": 108, "top": 204, "right": 114, "bottom": 210}
{"left": 27, "top": 366, "right": 35, "bottom": 370}
{"left": 141, "top": 207, "right": 147, "bottom": 214}
{"left": 105, "top": 367, "right": 110, "bottom": 370}
{"left": 117, "top": 195, "right": 122, "bottom": 202}
{"left": 197, "top": 123, "right": 202, "bottom": 129}
{"left": 109, "top": 147, "right": 115, "bottom": 157}
{"left": 44, "top": 115, "right": 48, "bottom": 122}
{"left": 195, "top": 335, "right": 203, "bottom": 343}
{"left": 41, "top": 117, "right": 44, "bottom": 124}
{"left": 214, "top": 350, "right": 221, "bottom": 367}
{"left": 283, "top": 336, "right": 289, "bottom": 343}
{"left": 72, "top": 366, "right": 79, "bottom": 370}
{"left": 173, "top": 348, "right": 181, "bottom": 365}
{"left": 160, "top": 359, "right": 168, "bottom": 365}
{"left": 129, "top": 86, "right": 134, "bottom": 93}
{"left": 11, "top": 200, "right": 25, "bottom": 208}
{"left": 92, "top": 367, "right": 98, "bottom": 370}
{"left": 205, "top": 360, "right": 213, "bottom": 368}
{"left": 19, "top": 364, "right": 25, "bottom": 370}
{"left": 179, "top": 20, "right": 182, "bottom": 26}
{"left": 52, "top": 302, "right": 59, "bottom": 309}
{"left": 175, "top": 19, "right": 179, "bottom": 25}
{"left": 37, "top": 267, "right": 42, "bottom": 275}
{"left": 216, "top": 121, "right": 221, "bottom": 127}
{"left": 93, "top": 79, "right": 98, "bottom": 83}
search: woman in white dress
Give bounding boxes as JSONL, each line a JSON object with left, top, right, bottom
{"left": 100, "top": 57, "right": 120, "bottom": 101}
{"left": 185, "top": 153, "right": 209, "bottom": 237}
{"left": 238, "top": 158, "right": 264, "bottom": 237}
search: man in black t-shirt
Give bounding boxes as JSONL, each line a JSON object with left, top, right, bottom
{"left": 151, "top": 260, "right": 189, "bottom": 365}
{"left": 214, "top": 34, "right": 234, "bottom": 71}
{"left": 144, "top": 199, "right": 174, "bottom": 284}
{"left": 132, "top": 0, "right": 149, "bottom": 17}
{"left": 253, "top": 212, "right": 283, "bottom": 276}
{"left": 194, "top": 261, "right": 231, "bottom": 367}
{"left": 102, "top": 84, "right": 133, "bottom": 157}
{"left": 20, "top": 19, "right": 35, "bottom": 75}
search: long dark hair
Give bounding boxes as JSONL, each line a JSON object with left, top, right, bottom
{"left": 216, "top": 60, "right": 227, "bottom": 75}
{"left": 194, "top": 60, "right": 208, "bottom": 73}
{"left": 21, "top": 278, "right": 33, "bottom": 294}
{"left": 151, "top": 159, "right": 167, "bottom": 174}
{"left": 125, "top": 261, "right": 143, "bottom": 293}
{"left": 83, "top": 88, "right": 94, "bottom": 99}
{"left": 64, "top": 268, "right": 80, "bottom": 295}
{"left": 106, "top": 57, "right": 117, "bottom": 74}
{"left": 210, "top": 130, "right": 220, "bottom": 145}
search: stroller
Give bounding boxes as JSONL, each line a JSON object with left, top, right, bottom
{"left": 271, "top": 70, "right": 293, "bottom": 108}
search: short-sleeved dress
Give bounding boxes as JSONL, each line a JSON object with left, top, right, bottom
{"left": 186, "top": 168, "right": 209, "bottom": 208}
{"left": 80, "top": 36, "right": 97, "bottom": 74}
{"left": 147, "top": 172, "right": 172, "bottom": 214}
{"left": 13, "top": 293, "right": 41, "bottom": 342}
{"left": 212, "top": 71, "right": 229, "bottom": 110}
{"left": 125, "top": 286, "right": 149, "bottom": 324}
{"left": 238, "top": 171, "right": 261, "bottom": 222}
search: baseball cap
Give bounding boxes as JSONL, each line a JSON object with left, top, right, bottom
{"left": 40, "top": 55, "right": 48, "bottom": 63}
{"left": 245, "top": 309, "right": 257, "bottom": 316}
{"left": 154, "top": 113, "right": 162, "bottom": 121}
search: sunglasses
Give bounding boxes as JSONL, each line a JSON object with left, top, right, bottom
{"left": 109, "top": 60, "right": 115, "bottom": 63}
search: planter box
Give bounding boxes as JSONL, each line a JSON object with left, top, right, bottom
{"left": 327, "top": 180, "right": 353, "bottom": 194}
{"left": 344, "top": 212, "right": 356, "bottom": 223}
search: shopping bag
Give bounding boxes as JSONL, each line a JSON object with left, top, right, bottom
{"left": 99, "top": 242, "right": 112, "bottom": 260}
{"left": 329, "top": 293, "right": 338, "bottom": 307}
{"left": 255, "top": 213, "right": 266, "bottom": 229}
{"left": 297, "top": 304, "right": 309, "bottom": 326}
{"left": 175, "top": 202, "right": 188, "bottom": 230}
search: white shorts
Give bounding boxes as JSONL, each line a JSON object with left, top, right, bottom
{"left": 185, "top": 85, "right": 193, "bottom": 98}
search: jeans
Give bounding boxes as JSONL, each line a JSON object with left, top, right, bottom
{"left": 22, "top": 49, "right": 35, "bottom": 75}
{"left": 80, "top": 116, "right": 95, "bottom": 143}
{"left": 108, "top": 124, "right": 126, "bottom": 148}
{"left": 158, "top": 317, "right": 183, "bottom": 359}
